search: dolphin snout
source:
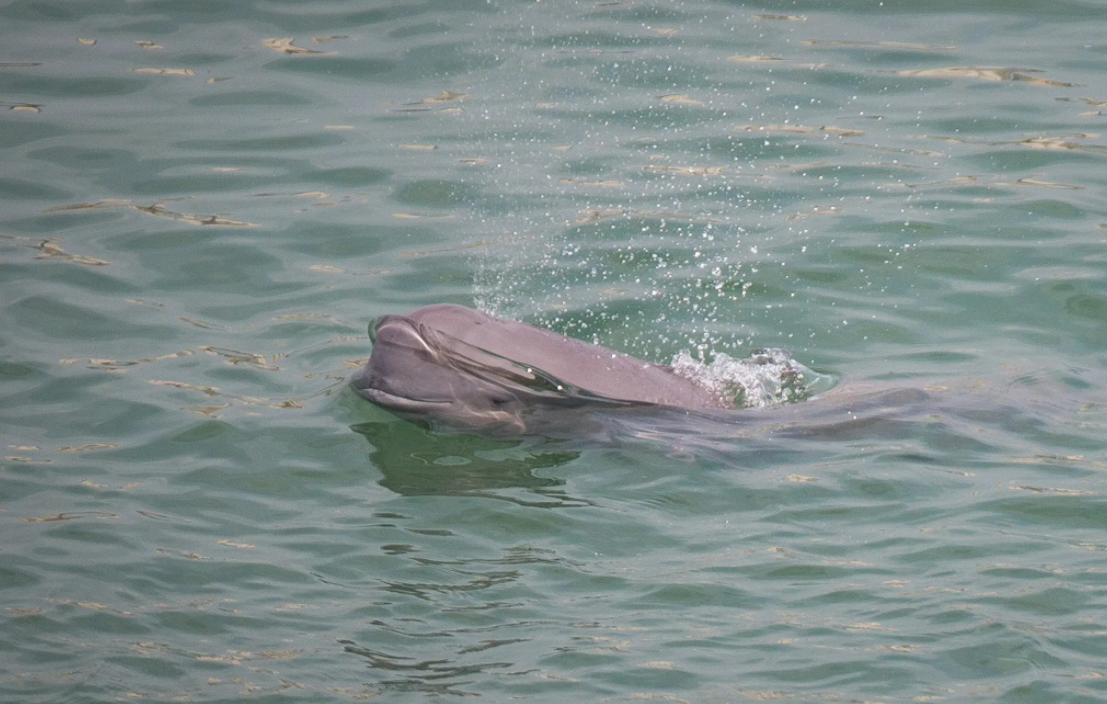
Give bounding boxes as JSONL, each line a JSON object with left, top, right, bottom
{"left": 351, "top": 313, "right": 527, "bottom": 433}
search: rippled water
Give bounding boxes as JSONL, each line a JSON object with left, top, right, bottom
{"left": 3, "top": 1, "right": 1107, "bottom": 701}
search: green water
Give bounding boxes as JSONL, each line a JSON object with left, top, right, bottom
{"left": 2, "top": 0, "right": 1107, "bottom": 701}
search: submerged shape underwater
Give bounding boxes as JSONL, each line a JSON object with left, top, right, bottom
{"left": 1, "top": 0, "right": 1107, "bottom": 702}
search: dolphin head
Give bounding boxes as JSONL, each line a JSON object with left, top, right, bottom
{"left": 350, "top": 314, "right": 527, "bottom": 434}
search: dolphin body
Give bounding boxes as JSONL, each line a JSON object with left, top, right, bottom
{"left": 350, "top": 304, "right": 730, "bottom": 434}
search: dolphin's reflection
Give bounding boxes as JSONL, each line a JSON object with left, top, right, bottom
{"left": 351, "top": 420, "right": 591, "bottom": 506}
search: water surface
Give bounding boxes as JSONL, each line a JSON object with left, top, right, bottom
{"left": 2, "top": 1, "right": 1107, "bottom": 702}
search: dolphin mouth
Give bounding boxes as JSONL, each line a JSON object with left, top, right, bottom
{"left": 360, "top": 387, "right": 452, "bottom": 412}
{"left": 351, "top": 315, "right": 526, "bottom": 418}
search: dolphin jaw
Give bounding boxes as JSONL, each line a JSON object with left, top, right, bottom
{"left": 360, "top": 388, "right": 452, "bottom": 412}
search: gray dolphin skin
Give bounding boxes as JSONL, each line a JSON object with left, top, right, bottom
{"left": 350, "top": 304, "right": 729, "bottom": 433}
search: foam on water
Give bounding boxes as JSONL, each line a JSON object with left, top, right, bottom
{"left": 670, "top": 348, "right": 834, "bottom": 409}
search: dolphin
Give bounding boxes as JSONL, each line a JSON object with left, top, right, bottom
{"left": 350, "top": 304, "right": 730, "bottom": 433}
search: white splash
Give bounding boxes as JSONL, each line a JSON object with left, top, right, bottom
{"left": 670, "top": 348, "right": 830, "bottom": 409}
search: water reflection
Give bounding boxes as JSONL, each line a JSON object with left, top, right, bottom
{"left": 340, "top": 639, "right": 512, "bottom": 697}
{"left": 351, "top": 420, "right": 588, "bottom": 506}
